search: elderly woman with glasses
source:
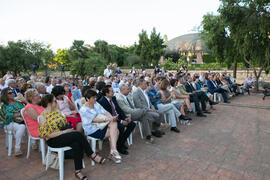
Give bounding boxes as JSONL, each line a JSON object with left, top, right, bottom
{"left": 0, "top": 88, "right": 25, "bottom": 156}
{"left": 22, "top": 89, "right": 45, "bottom": 148}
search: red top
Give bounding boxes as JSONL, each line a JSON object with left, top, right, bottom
{"left": 23, "top": 104, "right": 45, "bottom": 138}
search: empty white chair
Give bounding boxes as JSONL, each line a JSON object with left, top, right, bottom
{"left": 86, "top": 136, "right": 103, "bottom": 166}
{"left": 21, "top": 109, "right": 46, "bottom": 164}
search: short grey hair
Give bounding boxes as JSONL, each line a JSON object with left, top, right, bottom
{"left": 6, "top": 79, "right": 16, "bottom": 86}
{"left": 119, "top": 83, "right": 128, "bottom": 91}
{"left": 34, "top": 82, "right": 45, "bottom": 90}
{"left": 137, "top": 78, "right": 146, "bottom": 86}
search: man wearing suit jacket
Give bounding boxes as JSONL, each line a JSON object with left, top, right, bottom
{"left": 98, "top": 85, "right": 136, "bottom": 155}
{"left": 184, "top": 76, "right": 212, "bottom": 115}
{"left": 207, "top": 74, "right": 229, "bottom": 103}
{"left": 116, "top": 84, "right": 163, "bottom": 143}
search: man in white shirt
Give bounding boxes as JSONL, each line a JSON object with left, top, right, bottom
{"left": 46, "top": 78, "right": 57, "bottom": 94}
{"left": 103, "top": 65, "right": 112, "bottom": 78}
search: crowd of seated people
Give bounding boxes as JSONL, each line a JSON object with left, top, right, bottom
{"left": 0, "top": 67, "right": 249, "bottom": 179}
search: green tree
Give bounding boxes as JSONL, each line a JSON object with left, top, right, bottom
{"left": 70, "top": 53, "right": 107, "bottom": 77}
{"left": 135, "top": 28, "right": 166, "bottom": 65}
{"left": 54, "top": 49, "right": 70, "bottom": 66}
{"left": 0, "top": 45, "right": 8, "bottom": 76}
{"left": 68, "top": 40, "right": 89, "bottom": 61}
{"left": 219, "top": 0, "right": 270, "bottom": 91}
{"left": 93, "top": 40, "right": 109, "bottom": 63}
{"left": 41, "top": 45, "right": 54, "bottom": 76}
{"left": 201, "top": 13, "right": 240, "bottom": 78}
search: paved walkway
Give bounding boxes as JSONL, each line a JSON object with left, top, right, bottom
{"left": 1, "top": 93, "right": 270, "bottom": 180}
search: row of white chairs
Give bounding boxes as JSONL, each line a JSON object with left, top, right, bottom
{"left": 4, "top": 102, "right": 148, "bottom": 180}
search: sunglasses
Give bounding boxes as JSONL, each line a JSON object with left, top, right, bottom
{"left": 8, "top": 92, "right": 14, "bottom": 94}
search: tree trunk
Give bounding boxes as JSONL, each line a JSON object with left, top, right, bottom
{"left": 233, "top": 60, "right": 237, "bottom": 78}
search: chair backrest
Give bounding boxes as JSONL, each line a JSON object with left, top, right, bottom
{"left": 20, "top": 108, "right": 36, "bottom": 138}
{"left": 20, "top": 108, "right": 30, "bottom": 133}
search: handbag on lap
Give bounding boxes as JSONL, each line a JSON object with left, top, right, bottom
{"left": 92, "top": 113, "right": 110, "bottom": 130}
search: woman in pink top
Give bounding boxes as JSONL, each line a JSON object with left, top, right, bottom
{"left": 52, "top": 86, "right": 83, "bottom": 133}
{"left": 23, "top": 89, "right": 45, "bottom": 138}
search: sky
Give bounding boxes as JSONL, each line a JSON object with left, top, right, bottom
{"left": 0, "top": 0, "right": 220, "bottom": 50}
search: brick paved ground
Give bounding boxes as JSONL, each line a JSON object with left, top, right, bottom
{"left": 1, "top": 93, "right": 270, "bottom": 180}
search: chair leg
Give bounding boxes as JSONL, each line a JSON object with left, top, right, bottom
{"left": 91, "top": 140, "right": 96, "bottom": 166}
{"left": 26, "top": 136, "right": 31, "bottom": 159}
{"left": 46, "top": 148, "right": 51, "bottom": 170}
{"left": 128, "top": 132, "right": 133, "bottom": 146}
{"left": 98, "top": 140, "right": 103, "bottom": 151}
{"left": 138, "top": 122, "right": 143, "bottom": 139}
{"left": 82, "top": 160, "right": 85, "bottom": 169}
{"left": 5, "top": 133, "right": 8, "bottom": 149}
{"left": 8, "top": 133, "right": 12, "bottom": 156}
{"left": 59, "top": 150, "right": 64, "bottom": 180}
{"left": 214, "top": 93, "right": 217, "bottom": 102}
{"left": 40, "top": 139, "right": 46, "bottom": 165}
{"left": 163, "top": 114, "right": 168, "bottom": 124}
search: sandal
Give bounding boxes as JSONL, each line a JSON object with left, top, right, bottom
{"left": 109, "top": 150, "right": 121, "bottom": 164}
{"left": 91, "top": 153, "right": 106, "bottom": 164}
{"left": 75, "top": 170, "right": 88, "bottom": 180}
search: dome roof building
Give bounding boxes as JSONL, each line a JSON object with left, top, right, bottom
{"left": 165, "top": 33, "right": 211, "bottom": 64}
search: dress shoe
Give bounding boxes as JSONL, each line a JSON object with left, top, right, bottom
{"left": 197, "top": 113, "right": 207, "bottom": 117}
{"left": 117, "top": 146, "right": 129, "bottom": 155}
{"left": 170, "top": 127, "right": 180, "bottom": 133}
{"left": 179, "top": 115, "right": 190, "bottom": 120}
{"left": 155, "top": 129, "right": 165, "bottom": 135}
{"left": 211, "top": 102, "right": 219, "bottom": 105}
{"left": 224, "top": 101, "right": 231, "bottom": 103}
{"left": 146, "top": 135, "right": 154, "bottom": 143}
{"left": 184, "top": 116, "right": 192, "bottom": 120}
{"left": 187, "top": 110, "right": 194, "bottom": 114}
{"left": 203, "top": 110, "right": 211, "bottom": 114}
{"left": 152, "top": 131, "right": 162, "bottom": 138}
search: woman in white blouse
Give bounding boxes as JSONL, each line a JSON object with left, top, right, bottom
{"left": 79, "top": 89, "right": 121, "bottom": 163}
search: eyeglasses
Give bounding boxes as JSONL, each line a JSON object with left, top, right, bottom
{"left": 8, "top": 92, "right": 14, "bottom": 94}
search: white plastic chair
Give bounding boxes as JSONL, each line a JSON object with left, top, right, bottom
{"left": 20, "top": 109, "right": 46, "bottom": 164}
{"left": 190, "top": 102, "right": 196, "bottom": 113}
{"left": 213, "top": 93, "right": 222, "bottom": 102}
{"left": 126, "top": 121, "right": 143, "bottom": 146}
{"left": 86, "top": 136, "right": 103, "bottom": 166}
{"left": 4, "top": 126, "right": 13, "bottom": 156}
{"left": 46, "top": 146, "right": 85, "bottom": 180}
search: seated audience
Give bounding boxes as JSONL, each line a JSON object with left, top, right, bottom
{"left": 79, "top": 89, "right": 121, "bottom": 163}
{"left": 98, "top": 85, "right": 136, "bottom": 155}
{"left": 243, "top": 73, "right": 256, "bottom": 95}
{"left": 23, "top": 89, "right": 45, "bottom": 148}
{"left": 52, "top": 86, "right": 83, "bottom": 132}
{"left": 170, "top": 79, "right": 193, "bottom": 113}
{"left": 116, "top": 83, "right": 163, "bottom": 143}
{"left": 0, "top": 88, "right": 25, "bottom": 156}
{"left": 39, "top": 94, "right": 105, "bottom": 180}
{"left": 207, "top": 74, "right": 230, "bottom": 103}
{"left": 159, "top": 79, "right": 191, "bottom": 121}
